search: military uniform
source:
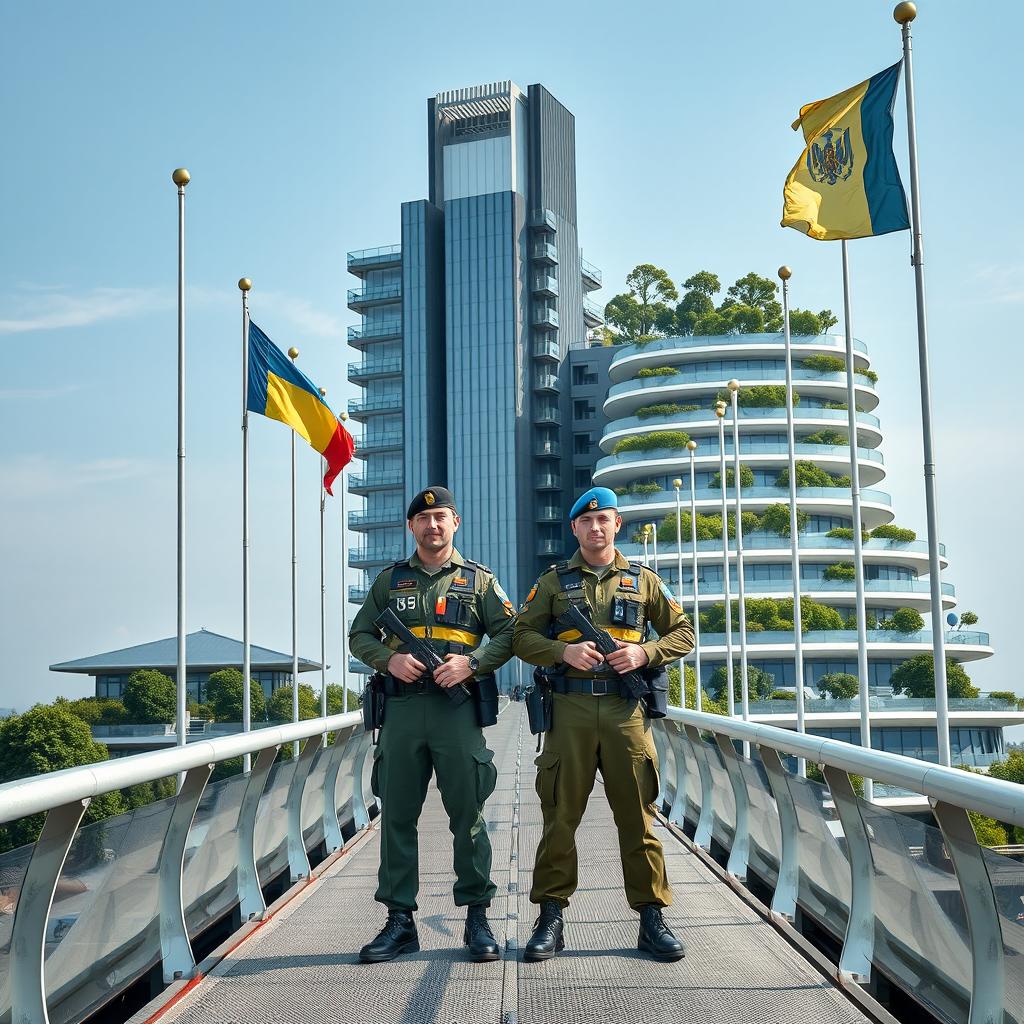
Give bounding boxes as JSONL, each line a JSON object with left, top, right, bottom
{"left": 350, "top": 545, "right": 514, "bottom": 914}
{"left": 513, "top": 486, "right": 694, "bottom": 961}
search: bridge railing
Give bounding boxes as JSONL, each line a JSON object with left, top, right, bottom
{"left": 0, "top": 713, "right": 374, "bottom": 1024}
{"left": 653, "top": 709, "right": 1024, "bottom": 1024}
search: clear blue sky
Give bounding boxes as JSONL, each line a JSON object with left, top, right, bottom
{"left": 2, "top": 1, "right": 1021, "bottom": 709}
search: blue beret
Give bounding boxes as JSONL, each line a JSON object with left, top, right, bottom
{"left": 570, "top": 486, "right": 618, "bottom": 521}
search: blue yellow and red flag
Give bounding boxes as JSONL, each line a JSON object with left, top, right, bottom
{"left": 782, "top": 62, "right": 909, "bottom": 241}
{"left": 247, "top": 321, "right": 355, "bottom": 494}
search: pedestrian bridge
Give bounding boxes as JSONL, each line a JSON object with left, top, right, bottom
{"left": 0, "top": 704, "right": 1021, "bottom": 1024}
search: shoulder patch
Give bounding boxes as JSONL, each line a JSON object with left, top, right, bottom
{"left": 659, "top": 580, "right": 683, "bottom": 613}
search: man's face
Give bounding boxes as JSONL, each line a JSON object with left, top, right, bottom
{"left": 571, "top": 509, "right": 621, "bottom": 552}
{"left": 409, "top": 507, "right": 460, "bottom": 551}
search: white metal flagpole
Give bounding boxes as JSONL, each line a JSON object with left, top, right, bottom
{"left": 651, "top": 521, "right": 659, "bottom": 574}
{"left": 728, "top": 379, "right": 750, "bottom": 736}
{"left": 289, "top": 346, "right": 300, "bottom": 758}
{"left": 842, "top": 241, "right": 874, "bottom": 803}
{"left": 687, "top": 442, "right": 702, "bottom": 710}
{"left": 239, "top": 277, "right": 253, "bottom": 773}
{"left": 172, "top": 168, "right": 190, "bottom": 780}
{"left": 339, "top": 412, "right": 350, "bottom": 714}
{"left": 779, "top": 267, "right": 806, "bottom": 776}
{"left": 895, "top": 1, "right": 951, "bottom": 767}
{"left": 715, "top": 400, "right": 735, "bottom": 717}
{"left": 318, "top": 390, "right": 328, "bottom": 728}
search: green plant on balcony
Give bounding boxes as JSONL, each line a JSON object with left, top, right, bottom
{"left": 887, "top": 607, "right": 925, "bottom": 634}
{"left": 655, "top": 509, "right": 760, "bottom": 543}
{"left": 707, "top": 662, "right": 776, "bottom": 703}
{"left": 802, "top": 429, "right": 847, "bottom": 445}
{"left": 870, "top": 524, "right": 917, "bottom": 542}
{"left": 769, "top": 690, "right": 797, "bottom": 700}
{"left": 823, "top": 562, "right": 856, "bottom": 581}
{"left": 890, "top": 654, "right": 979, "bottom": 699}
{"left": 855, "top": 367, "right": 879, "bottom": 383}
{"left": 776, "top": 461, "right": 849, "bottom": 488}
{"left": 716, "top": 385, "right": 797, "bottom": 409}
{"left": 988, "top": 691, "right": 1019, "bottom": 708}
{"left": 825, "top": 526, "right": 870, "bottom": 541}
{"left": 635, "top": 402, "right": 700, "bottom": 419}
{"left": 630, "top": 481, "right": 661, "bottom": 494}
{"left": 959, "top": 610, "right": 979, "bottom": 627}
{"left": 636, "top": 366, "right": 679, "bottom": 378}
{"left": 612, "top": 430, "right": 691, "bottom": 454}
{"left": 801, "top": 354, "right": 846, "bottom": 374}
{"left": 757, "top": 502, "right": 809, "bottom": 536}
{"left": 710, "top": 464, "right": 755, "bottom": 489}
{"left": 818, "top": 672, "right": 859, "bottom": 699}
{"left": 822, "top": 400, "right": 866, "bottom": 411}
{"left": 699, "top": 595, "right": 843, "bottom": 634}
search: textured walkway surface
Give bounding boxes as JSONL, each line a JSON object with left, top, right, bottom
{"left": 155, "top": 705, "right": 871, "bottom": 1024}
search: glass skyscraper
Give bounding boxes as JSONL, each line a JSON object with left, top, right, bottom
{"left": 347, "top": 81, "right": 604, "bottom": 675}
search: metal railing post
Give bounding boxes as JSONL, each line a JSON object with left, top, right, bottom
{"left": 10, "top": 799, "right": 89, "bottom": 1024}
{"left": 930, "top": 800, "right": 1005, "bottom": 1024}
{"left": 665, "top": 721, "right": 691, "bottom": 827}
{"left": 287, "top": 734, "right": 323, "bottom": 882}
{"left": 821, "top": 764, "right": 874, "bottom": 984}
{"left": 236, "top": 745, "right": 279, "bottom": 921}
{"left": 321, "top": 724, "right": 357, "bottom": 854}
{"left": 652, "top": 724, "right": 670, "bottom": 811}
{"left": 683, "top": 723, "right": 715, "bottom": 850}
{"left": 350, "top": 730, "right": 373, "bottom": 830}
{"left": 714, "top": 732, "right": 750, "bottom": 881}
{"left": 159, "top": 763, "right": 213, "bottom": 983}
{"left": 759, "top": 745, "right": 800, "bottom": 922}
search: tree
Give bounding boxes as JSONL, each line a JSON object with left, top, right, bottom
{"left": 723, "top": 272, "right": 783, "bottom": 331}
{"left": 675, "top": 274, "right": 720, "bottom": 336}
{"left": 268, "top": 683, "right": 320, "bottom": 722}
{"left": 205, "top": 668, "right": 268, "bottom": 722}
{"left": 788, "top": 309, "right": 822, "bottom": 335}
{"left": 603, "top": 293, "right": 642, "bottom": 339}
{"left": 890, "top": 655, "right": 979, "bottom": 699}
{"left": 122, "top": 669, "right": 177, "bottom": 724}
{"left": 605, "top": 264, "right": 678, "bottom": 339}
{"left": 819, "top": 672, "right": 859, "bottom": 699}
{"left": 776, "top": 460, "right": 844, "bottom": 488}
{"left": 56, "top": 696, "right": 128, "bottom": 725}
{"left": 758, "top": 503, "right": 808, "bottom": 537}
{"left": 325, "top": 683, "right": 362, "bottom": 714}
{"left": 707, "top": 662, "right": 775, "bottom": 703}
{"left": 710, "top": 464, "right": 755, "bottom": 489}
{"left": 0, "top": 706, "right": 126, "bottom": 853}
{"left": 667, "top": 665, "right": 726, "bottom": 714}
{"left": 959, "top": 610, "right": 979, "bottom": 628}
{"left": 890, "top": 607, "right": 925, "bottom": 634}
{"left": 817, "top": 309, "right": 839, "bottom": 332}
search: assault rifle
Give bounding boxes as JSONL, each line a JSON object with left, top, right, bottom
{"left": 374, "top": 607, "right": 471, "bottom": 706}
{"left": 563, "top": 604, "right": 646, "bottom": 702}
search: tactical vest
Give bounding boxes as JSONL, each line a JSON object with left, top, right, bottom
{"left": 387, "top": 559, "right": 486, "bottom": 655}
{"left": 546, "top": 560, "right": 650, "bottom": 649}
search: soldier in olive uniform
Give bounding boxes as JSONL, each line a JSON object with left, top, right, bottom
{"left": 349, "top": 486, "right": 516, "bottom": 963}
{"left": 514, "top": 486, "right": 694, "bottom": 962}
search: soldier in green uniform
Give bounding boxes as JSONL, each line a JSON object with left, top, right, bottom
{"left": 514, "top": 486, "right": 693, "bottom": 962}
{"left": 349, "top": 486, "right": 515, "bottom": 964}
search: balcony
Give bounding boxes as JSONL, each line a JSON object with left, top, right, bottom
{"left": 347, "top": 356, "right": 403, "bottom": 383}
{"left": 535, "top": 441, "right": 561, "bottom": 458}
{"left": 533, "top": 373, "right": 559, "bottom": 393}
{"left": 348, "top": 509, "right": 404, "bottom": 531}
{"left": 354, "top": 432, "right": 403, "bottom": 456}
{"left": 529, "top": 208, "right": 557, "bottom": 232}
{"left": 347, "top": 283, "right": 402, "bottom": 310}
{"left": 533, "top": 338, "right": 560, "bottom": 362}
{"left": 349, "top": 546, "right": 404, "bottom": 568}
{"left": 583, "top": 297, "right": 604, "bottom": 328}
{"left": 530, "top": 241, "right": 558, "bottom": 265}
{"left": 536, "top": 474, "right": 561, "bottom": 490}
{"left": 537, "top": 539, "right": 562, "bottom": 557}
{"left": 533, "top": 407, "right": 561, "bottom": 426}
{"left": 537, "top": 506, "right": 561, "bottom": 522}
{"left": 532, "top": 275, "right": 559, "bottom": 298}
{"left": 348, "top": 395, "right": 402, "bottom": 419}
{"left": 347, "top": 322, "right": 402, "bottom": 348}
{"left": 581, "top": 256, "right": 602, "bottom": 290}
{"left": 348, "top": 471, "right": 403, "bottom": 494}
{"left": 346, "top": 244, "right": 401, "bottom": 274}
{"left": 533, "top": 307, "right": 559, "bottom": 329}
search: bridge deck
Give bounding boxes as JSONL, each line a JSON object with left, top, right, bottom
{"left": 150, "top": 705, "right": 873, "bottom": 1024}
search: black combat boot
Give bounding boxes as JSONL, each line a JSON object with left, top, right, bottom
{"left": 358, "top": 910, "right": 419, "bottom": 963}
{"left": 523, "top": 900, "right": 565, "bottom": 962}
{"left": 637, "top": 905, "right": 685, "bottom": 961}
{"left": 464, "top": 905, "right": 500, "bottom": 962}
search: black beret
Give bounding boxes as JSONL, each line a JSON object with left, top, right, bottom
{"left": 407, "top": 485, "right": 457, "bottom": 519}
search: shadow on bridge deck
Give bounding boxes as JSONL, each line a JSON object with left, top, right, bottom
{"left": 133, "top": 705, "right": 878, "bottom": 1024}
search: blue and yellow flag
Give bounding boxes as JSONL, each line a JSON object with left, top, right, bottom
{"left": 782, "top": 62, "right": 909, "bottom": 241}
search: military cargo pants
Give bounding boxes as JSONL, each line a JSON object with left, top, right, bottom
{"left": 530, "top": 692, "right": 672, "bottom": 909}
{"left": 371, "top": 690, "right": 498, "bottom": 911}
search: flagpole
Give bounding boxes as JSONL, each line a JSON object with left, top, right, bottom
{"left": 895, "top": 1, "right": 951, "bottom": 767}
{"left": 239, "top": 277, "right": 253, "bottom": 774}
{"left": 319, "top": 389, "right": 328, "bottom": 731}
{"left": 779, "top": 267, "right": 806, "bottom": 776}
{"left": 687, "top": 442, "right": 702, "bottom": 710}
{"left": 651, "top": 521, "right": 659, "bottom": 574}
{"left": 172, "top": 168, "right": 190, "bottom": 781}
{"left": 715, "top": 401, "right": 736, "bottom": 718}
{"left": 841, "top": 242, "right": 875, "bottom": 802}
{"left": 672, "top": 479, "right": 688, "bottom": 708}
{"left": 642, "top": 525, "right": 650, "bottom": 568}
{"left": 289, "top": 346, "right": 300, "bottom": 758}
{"left": 339, "top": 412, "right": 350, "bottom": 714}
{"left": 729, "top": 381, "right": 751, "bottom": 756}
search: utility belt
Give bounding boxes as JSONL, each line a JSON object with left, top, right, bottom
{"left": 363, "top": 669, "right": 500, "bottom": 737}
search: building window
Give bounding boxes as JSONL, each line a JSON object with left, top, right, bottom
{"left": 574, "top": 468, "right": 592, "bottom": 487}
{"left": 96, "top": 675, "right": 126, "bottom": 699}
{"left": 573, "top": 400, "right": 596, "bottom": 421}
{"left": 574, "top": 433, "right": 592, "bottom": 455}
{"left": 572, "top": 364, "right": 599, "bottom": 387}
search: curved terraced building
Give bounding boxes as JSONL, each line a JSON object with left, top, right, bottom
{"left": 592, "top": 332, "right": 1018, "bottom": 772}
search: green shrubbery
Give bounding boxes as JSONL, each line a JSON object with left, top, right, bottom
{"left": 635, "top": 402, "right": 700, "bottom": 419}
{"left": 699, "top": 596, "right": 844, "bottom": 635}
{"left": 710, "top": 464, "right": 755, "bottom": 489}
{"left": 612, "top": 430, "right": 691, "bottom": 454}
{"left": 871, "top": 524, "right": 917, "bottom": 542}
{"left": 776, "top": 461, "right": 850, "bottom": 488}
{"left": 823, "top": 562, "right": 856, "bottom": 581}
{"left": 818, "top": 672, "right": 859, "bottom": 699}
{"left": 890, "top": 655, "right": 979, "bottom": 699}
{"left": 825, "top": 526, "right": 869, "bottom": 541}
{"left": 653, "top": 504, "right": 803, "bottom": 543}
{"left": 886, "top": 607, "right": 925, "bottom": 634}
{"left": 802, "top": 429, "right": 847, "bottom": 445}
{"left": 636, "top": 366, "right": 678, "bottom": 378}
{"left": 769, "top": 690, "right": 797, "bottom": 700}
{"left": 801, "top": 354, "right": 846, "bottom": 374}
{"left": 856, "top": 367, "right": 879, "bottom": 383}
{"left": 716, "top": 385, "right": 796, "bottom": 409}
{"left": 707, "top": 663, "right": 776, "bottom": 703}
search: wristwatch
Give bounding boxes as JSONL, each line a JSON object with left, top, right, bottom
{"left": 468, "top": 655, "right": 481, "bottom": 674}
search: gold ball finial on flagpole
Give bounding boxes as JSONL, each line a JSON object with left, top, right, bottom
{"left": 238, "top": 277, "right": 252, "bottom": 292}
{"left": 172, "top": 168, "right": 191, "bottom": 186}
{"left": 672, "top": 478, "right": 682, "bottom": 489}
{"left": 893, "top": 2, "right": 916, "bottom": 24}
{"left": 727, "top": 379, "right": 740, "bottom": 393}
{"left": 686, "top": 440, "right": 698, "bottom": 452}
{"left": 340, "top": 412, "right": 348, "bottom": 422}
{"left": 714, "top": 400, "right": 727, "bottom": 418}
{"left": 288, "top": 347, "right": 299, "bottom": 360}
{"left": 778, "top": 266, "right": 792, "bottom": 281}
{"left": 319, "top": 387, "right": 327, "bottom": 397}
